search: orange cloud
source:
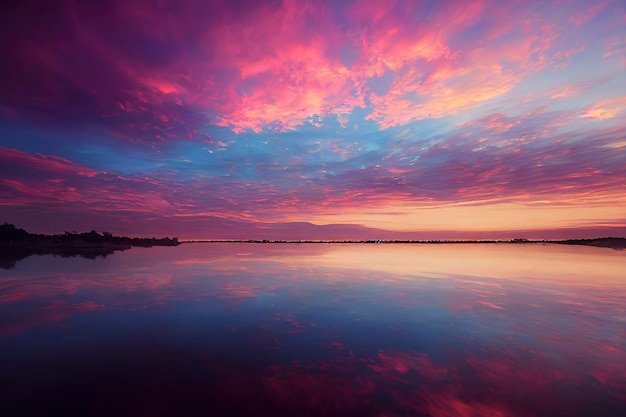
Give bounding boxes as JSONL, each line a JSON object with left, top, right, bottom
{"left": 581, "top": 96, "right": 626, "bottom": 120}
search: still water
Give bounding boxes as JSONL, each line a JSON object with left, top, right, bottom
{"left": 1, "top": 243, "right": 624, "bottom": 416}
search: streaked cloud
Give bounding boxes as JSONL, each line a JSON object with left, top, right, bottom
{"left": 0, "top": 0, "right": 624, "bottom": 238}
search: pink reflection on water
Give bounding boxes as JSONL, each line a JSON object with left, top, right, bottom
{"left": 0, "top": 300, "right": 102, "bottom": 338}
{"left": 371, "top": 350, "right": 457, "bottom": 380}
{"left": 0, "top": 243, "right": 624, "bottom": 415}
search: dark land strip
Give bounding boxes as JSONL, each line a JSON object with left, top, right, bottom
{"left": 0, "top": 224, "right": 179, "bottom": 269}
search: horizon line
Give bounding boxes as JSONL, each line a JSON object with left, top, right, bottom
{"left": 180, "top": 237, "right": 625, "bottom": 243}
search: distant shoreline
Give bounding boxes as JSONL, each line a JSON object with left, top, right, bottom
{"left": 181, "top": 238, "right": 626, "bottom": 249}
{"left": 2, "top": 222, "right": 624, "bottom": 270}
{"left": 0, "top": 223, "right": 180, "bottom": 269}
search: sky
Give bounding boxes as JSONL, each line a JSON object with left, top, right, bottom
{"left": 0, "top": 0, "right": 625, "bottom": 240}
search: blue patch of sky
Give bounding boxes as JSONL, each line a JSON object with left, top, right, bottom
{"left": 0, "top": 122, "right": 149, "bottom": 174}
{"left": 368, "top": 114, "right": 460, "bottom": 153}
{"left": 0, "top": 121, "right": 82, "bottom": 155}
{"left": 365, "top": 70, "right": 396, "bottom": 96}
{"left": 448, "top": 17, "right": 494, "bottom": 51}
{"left": 339, "top": 45, "right": 359, "bottom": 68}
{"left": 165, "top": 125, "right": 414, "bottom": 183}
{"left": 338, "top": 106, "right": 383, "bottom": 134}
{"left": 1, "top": 104, "right": 457, "bottom": 186}
{"left": 0, "top": 120, "right": 225, "bottom": 179}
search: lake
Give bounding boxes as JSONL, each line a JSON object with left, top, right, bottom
{"left": 1, "top": 243, "right": 624, "bottom": 416}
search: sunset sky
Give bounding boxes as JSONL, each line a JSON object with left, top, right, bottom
{"left": 1, "top": 0, "right": 625, "bottom": 240}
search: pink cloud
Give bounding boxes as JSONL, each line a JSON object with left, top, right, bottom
{"left": 581, "top": 95, "right": 626, "bottom": 120}
{"left": 0, "top": 300, "right": 102, "bottom": 338}
{"left": 372, "top": 350, "right": 456, "bottom": 380}
{"left": 570, "top": 1, "right": 608, "bottom": 26}
{"left": 2, "top": 0, "right": 617, "bottom": 136}
{"left": 0, "top": 147, "right": 99, "bottom": 177}
{"left": 364, "top": 3, "right": 590, "bottom": 127}
{"left": 419, "top": 388, "right": 513, "bottom": 417}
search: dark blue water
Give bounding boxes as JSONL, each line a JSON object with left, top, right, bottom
{"left": 1, "top": 243, "right": 624, "bottom": 416}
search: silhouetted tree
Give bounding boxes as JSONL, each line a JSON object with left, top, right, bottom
{"left": 0, "top": 223, "right": 30, "bottom": 241}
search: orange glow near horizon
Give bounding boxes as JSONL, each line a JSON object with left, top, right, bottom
{"left": 283, "top": 192, "right": 626, "bottom": 236}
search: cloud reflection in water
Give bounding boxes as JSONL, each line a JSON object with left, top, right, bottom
{"left": 0, "top": 243, "right": 624, "bottom": 416}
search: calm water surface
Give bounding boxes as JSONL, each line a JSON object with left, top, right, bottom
{"left": 1, "top": 243, "right": 625, "bottom": 416}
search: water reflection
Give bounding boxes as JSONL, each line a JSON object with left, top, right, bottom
{"left": 0, "top": 244, "right": 624, "bottom": 416}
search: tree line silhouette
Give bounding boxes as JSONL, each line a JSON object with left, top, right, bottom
{"left": 0, "top": 223, "right": 179, "bottom": 269}
{"left": 1, "top": 223, "right": 179, "bottom": 246}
